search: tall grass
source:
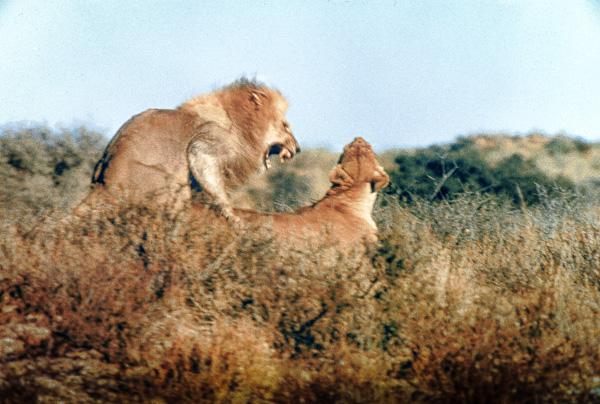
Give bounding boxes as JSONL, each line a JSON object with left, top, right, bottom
{"left": 1, "top": 191, "right": 598, "bottom": 402}
{"left": 2, "top": 125, "right": 599, "bottom": 401}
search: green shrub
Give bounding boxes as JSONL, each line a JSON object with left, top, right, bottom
{"left": 390, "top": 149, "right": 495, "bottom": 202}
{"left": 0, "top": 125, "right": 104, "bottom": 214}
{"left": 388, "top": 141, "right": 575, "bottom": 205}
{"left": 491, "top": 154, "right": 573, "bottom": 204}
{"left": 546, "top": 135, "right": 591, "bottom": 155}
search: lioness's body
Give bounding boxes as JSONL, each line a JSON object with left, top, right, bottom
{"left": 241, "top": 185, "right": 378, "bottom": 244}
{"left": 192, "top": 137, "right": 389, "bottom": 247}
{"left": 87, "top": 80, "right": 300, "bottom": 218}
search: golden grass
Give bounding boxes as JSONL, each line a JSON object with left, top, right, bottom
{"left": 467, "top": 133, "right": 600, "bottom": 183}
{"left": 1, "top": 194, "right": 599, "bottom": 402}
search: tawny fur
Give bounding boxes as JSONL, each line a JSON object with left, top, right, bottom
{"left": 85, "top": 80, "right": 300, "bottom": 219}
{"left": 192, "top": 137, "right": 389, "bottom": 247}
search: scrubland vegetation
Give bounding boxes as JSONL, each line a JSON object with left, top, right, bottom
{"left": 1, "top": 125, "right": 599, "bottom": 402}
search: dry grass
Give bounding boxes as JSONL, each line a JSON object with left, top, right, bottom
{"left": 1, "top": 192, "right": 599, "bottom": 402}
{"left": 467, "top": 133, "right": 600, "bottom": 184}
{"left": 1, "top": 125, "right": 599, "bottom": 401}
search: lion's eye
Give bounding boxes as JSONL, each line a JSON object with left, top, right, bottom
{"left": 282, "top": 121, "right": 290, "bottom": 131}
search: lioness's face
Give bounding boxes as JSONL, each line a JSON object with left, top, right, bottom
{"left": 331, "top": 137, "right": 389, "bottom": 192}
{"left": 262, "top": 95, "right": 300, "bottom": 170}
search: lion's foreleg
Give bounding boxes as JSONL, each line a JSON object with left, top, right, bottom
{"left": 188, "top": 142, "right": 237, "bottom": 222}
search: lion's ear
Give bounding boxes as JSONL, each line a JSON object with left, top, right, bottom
{"left": 329, "top": 164, "right": 353, "bottom": 187}
{"left": 250, "top": 92, "right": 263, "bottom": 109}
{"left": 249, "top": 91, "right": 267, "bottom": 110}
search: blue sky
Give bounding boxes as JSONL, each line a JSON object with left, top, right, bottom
{"left": 1, "top": 0, "right": 599, "bottom": 150}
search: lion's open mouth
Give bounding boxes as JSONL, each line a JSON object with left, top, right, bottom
{"left": 263, "top": 143, "right": 295, "bottom": 170}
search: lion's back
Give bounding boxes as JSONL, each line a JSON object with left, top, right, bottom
{"left": 91, "top": 108, "right": 199, "bottom": 202}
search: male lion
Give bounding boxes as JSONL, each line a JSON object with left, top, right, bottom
{"left": 193, "top": 137, "right": 389, "bottom": 246}
{"left": 88, "top": 79, "right": 300, "bottom": 220}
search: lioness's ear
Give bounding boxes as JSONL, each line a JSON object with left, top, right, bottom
{"left": 370, "top": 167, "right": 390, "bottom": 192}
{"left": 329, "top": 164, "right": 353, "bottom": 187}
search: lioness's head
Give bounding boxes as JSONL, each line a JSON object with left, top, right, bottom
{"left": 328, "top": 137, "right": 389, "bottom": 194}
{"left": 216, "top": 79, "right": 300, "bottom": 171}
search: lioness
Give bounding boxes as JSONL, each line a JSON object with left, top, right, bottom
{"left": 88, "top": 79, "right": 300, "bottom": 220}
{"left": 193, "top": 137, "right": 389, "bottom": 246}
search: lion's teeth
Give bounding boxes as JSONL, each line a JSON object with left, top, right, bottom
{"left": 279, "top": 148, "right": 292, "bottom": 162}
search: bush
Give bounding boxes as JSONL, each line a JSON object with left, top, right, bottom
{"left": 0, "top": 125, "right": 104, "bottom": 215}
{"left": 248, "top": 169, "right": 313, "bottom": 212}
{"left": 390, "top": 148, "right": 495, "bottom": 202}
{"left": 546, "top": 135, "right": 591, "bottom": 155}
{"left": 388, "top": 141, "right": 575, "bottom": 205}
